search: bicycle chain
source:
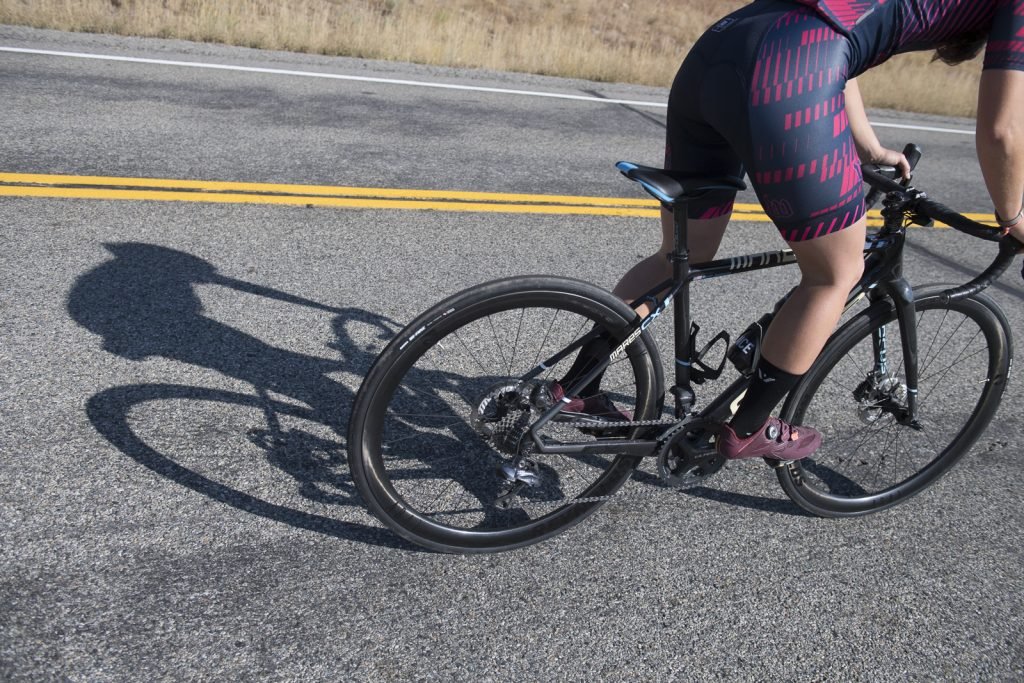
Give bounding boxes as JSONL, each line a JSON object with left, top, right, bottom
{"left": 510, "top": 479, "right": 679, "bottom": 511}
{"left": 555, "top": 417, "right": 679, "bottom": 430}
{"left": 504, "top": 417, "right": 682, "bottom": 511}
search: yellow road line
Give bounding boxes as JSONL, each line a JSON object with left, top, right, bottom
{"left": 0, "top": 172, "right": 997, "bottom": 229}
{"left": 0, "top": 185, "right": 662, "bottom": 217}
{"left": 0, "top": 171, "right": 659, "bottom": 208}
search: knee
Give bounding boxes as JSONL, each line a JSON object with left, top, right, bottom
{"left": 838, "top": 255, "right": 865, "bottom": 289}
{"left": 800, "top": 253, "right": 864, "bottom": 291}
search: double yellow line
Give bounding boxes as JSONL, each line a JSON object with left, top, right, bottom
{"left": 0, "top": 171, "right": 663, "bottom": 217}
{"left": 0, "top": 172, "right": 995, "bottom": 227}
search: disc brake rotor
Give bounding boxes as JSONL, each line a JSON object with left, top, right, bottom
{"left": 856, "top": 374, "right": 909, "bottom": 425}
{"left": 470, "top": 381, "right": 526, "bottom": 438}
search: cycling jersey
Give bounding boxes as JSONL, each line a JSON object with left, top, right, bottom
{"left": 788, "top": 0, "right": 886, "bottom": 33}
{"left": 790, "top": 0, "right": 1024, "bottom": 73}
{"left": 666, "top": 0, "right": 1023, "bottom": 244}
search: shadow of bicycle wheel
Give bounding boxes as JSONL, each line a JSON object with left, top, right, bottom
{"left": 87, "top": 383, "right": 423, "bottom": 552}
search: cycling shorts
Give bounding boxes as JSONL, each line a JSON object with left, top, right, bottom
{"left": 666, "top": 0, "right": 864, "bottom": 242}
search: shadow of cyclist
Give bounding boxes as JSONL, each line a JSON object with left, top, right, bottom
{"left": 69, "top": 242, "right": 358, "bottom": 427}
{"left": 71, "top": 242, "right": 422, "bottom": 550}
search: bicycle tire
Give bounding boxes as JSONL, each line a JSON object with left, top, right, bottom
{"left": 347, "top": 276, "right": 664, "bottom": 553}
{"left": 777, "top": 288, "right": 1012, "bottom": 517}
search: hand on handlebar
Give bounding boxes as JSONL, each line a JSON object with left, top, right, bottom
{"left": 1010, "top": 224, "right": 1024, "bottom": 282}
{"left": 1008, "top": 221, "right": 1024, "bottom": 255}
{"left": 865, "top": 147, "right": 912, "bottom": 180}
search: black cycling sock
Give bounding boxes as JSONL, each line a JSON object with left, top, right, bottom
{"left": 729, "top": 357, "right": 802, "bottom": 438}
{"left": 558, "top": 333, "right": 611, "bottom": 397}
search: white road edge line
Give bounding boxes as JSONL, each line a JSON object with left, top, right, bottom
{"left": 0, "top": 46, "right": 662, "bottom": 108}
{"left": 1, "top": 46, "right": 977, "bottom": 135}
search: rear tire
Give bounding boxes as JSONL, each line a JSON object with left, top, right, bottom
{"left": 347, "top": 276, "right": 663, "bottom": 552}
{"left": 777, "top": 289, "right": 1011, "bottom": 517}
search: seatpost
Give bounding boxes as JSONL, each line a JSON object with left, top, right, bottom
{"left": 671, "top": 202, "right": 695, "bottom": 417}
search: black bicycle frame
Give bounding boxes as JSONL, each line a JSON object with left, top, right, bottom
{"left": 526, "top": 196, "right": 922, "bottom": 458}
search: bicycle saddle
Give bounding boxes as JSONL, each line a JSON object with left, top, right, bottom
{"left": 616, "top": 161, "right": 746, "bottom": 206}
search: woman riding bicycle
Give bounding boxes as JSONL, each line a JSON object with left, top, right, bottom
{"left": 560, "top": 0, "right": 1024, "bottom": 461}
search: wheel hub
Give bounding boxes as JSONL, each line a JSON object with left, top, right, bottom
{"left": 470, "top": 380, "right": 545, "bottom": 457}
{"left": 854, "top": 373, "right": 908, "bottom": 425}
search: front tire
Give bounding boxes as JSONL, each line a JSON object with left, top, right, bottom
{"left": 777, "top": 289, "right": 1012, "bottom": 517}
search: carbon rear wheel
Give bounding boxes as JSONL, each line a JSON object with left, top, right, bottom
{"left": 347, "top": 276, "right": 663, "bottom": 553}
{"left": 777, "top": 290, "right": 1011, "bottom": 517}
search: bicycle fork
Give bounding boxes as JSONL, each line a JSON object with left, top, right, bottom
{"left": 866, "top": 275, "right": 922, "bottom": 429}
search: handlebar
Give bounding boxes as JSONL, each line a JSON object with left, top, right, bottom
{"left": 936, "top": 239, "right": 1020, "bottom": 303}
{"left": 861, "top": 145, "right": 1022, "bottom": 302}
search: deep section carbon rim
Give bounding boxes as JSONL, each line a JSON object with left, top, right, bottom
{"left": 348, "top": 278, "right": 661, "bottom": 552}
{"left": 778, "top": 293, "right": 1009, "bottom": 516}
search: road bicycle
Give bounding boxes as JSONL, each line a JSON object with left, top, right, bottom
{"left": 347, "top": 144, "right": 1019, "bottom": 553}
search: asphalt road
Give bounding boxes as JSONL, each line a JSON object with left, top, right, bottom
{"left": 1, "top": 25, "right": 1023, "bottom": 681}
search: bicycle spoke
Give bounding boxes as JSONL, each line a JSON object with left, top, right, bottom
{"left": 918, "top": 314, "right": 970, "bottom": 380}
{"left": 917, "top": 307, "right": 950, "bottom": 378}
{"left": 486, "top": 314, "right": 510, "bottom": 371}
{"left": 532, "top": 308, "right": 561, "bottom": 370}
{"left": 382, "top": 419, "right": 468, "bottom": 448}
{"left": 918, "top": 331, "right": 985, "bottom": 404}
{"left": 506, "top": 308, "right": 527, "bottom": 376}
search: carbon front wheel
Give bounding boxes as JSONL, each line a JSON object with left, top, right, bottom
{"left": 347, "top": 276, "right": 663, "bottom": 553}
{"left": 777, "top": 289, "right": 1011, "bottom": 517}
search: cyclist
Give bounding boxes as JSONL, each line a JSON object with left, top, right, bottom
{"left": 558, "top": 0, "right": 1024, "bottom": 461}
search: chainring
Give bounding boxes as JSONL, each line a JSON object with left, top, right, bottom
{"left": 656, "top": 418, "right": 727, "bottom": 489}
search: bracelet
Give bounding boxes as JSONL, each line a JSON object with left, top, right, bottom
{"left": 996, "top": 207, "right": 1023, "bottom": 229}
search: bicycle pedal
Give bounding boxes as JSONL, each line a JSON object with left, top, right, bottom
{"left": 762, "top": 456, "right": 794, "bottom": 469}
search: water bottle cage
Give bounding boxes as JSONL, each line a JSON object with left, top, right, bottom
{"left": 687, "top": 324, "right": 730, "bottom": 385}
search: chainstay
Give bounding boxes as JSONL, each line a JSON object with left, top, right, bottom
{"left": 508, "top": 417, "right": 684, "bottom": 511}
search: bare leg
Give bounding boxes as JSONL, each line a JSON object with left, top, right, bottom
{"left": 725, "top": 218, "right": 867, "bottom": 443}
{"left": 760, "top": 218, "right": 867, "bottom": 373}
{"left": 612, "top": 207, "right": 731, "bottom": 316}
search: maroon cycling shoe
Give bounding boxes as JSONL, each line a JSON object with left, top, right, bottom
{"left": 717, "top": 417, "right": 821, "bottom": 461}
{"left": 549, "top": 383, "right": 631, "bottom": 420}
{"left": 548, "top": 383, "right": 631, "bottom": 434}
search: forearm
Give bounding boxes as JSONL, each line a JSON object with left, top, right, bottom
{"left": 844, "top": 78, "right": 883, "bottom": 162}
{"left": 844, "top": 78, "right": 910, "bottom": 177}
{"left": 976, "top": 70, "right": 1024, "bottom": 225}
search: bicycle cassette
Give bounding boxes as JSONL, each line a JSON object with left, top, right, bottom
{"left": 656, "top": 419, "right": 726, "bottom": 489}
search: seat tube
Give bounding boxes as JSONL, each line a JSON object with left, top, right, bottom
{"left": 671, "top": 202, "right": 695, "bottom": 416}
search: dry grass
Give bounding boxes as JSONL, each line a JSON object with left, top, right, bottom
{"left": 0, "top": 0, "right": 981, "bottom": 117}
